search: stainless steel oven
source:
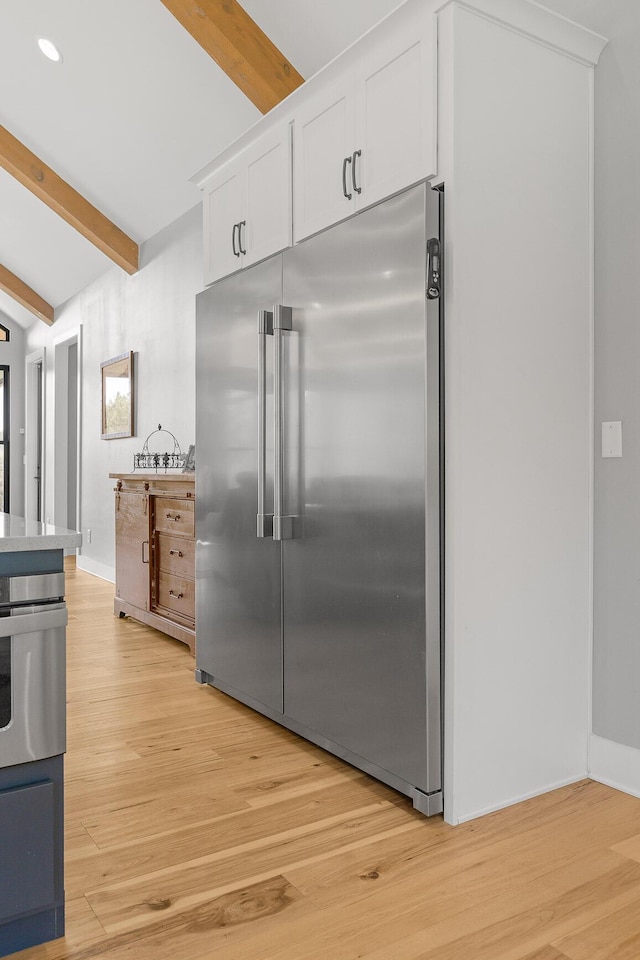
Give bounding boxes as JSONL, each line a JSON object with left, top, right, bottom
{"left": 0, "top": 573, "right": 66, "bottom": 768}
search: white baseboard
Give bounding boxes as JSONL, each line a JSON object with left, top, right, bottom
{"left": 589, "top": 734, "right": 640, "bottom": 799}
{"left": 76, "top": 555, "right": 115, "bottom": 584}
{"left": 450, "top": 772, "right": 588, "bottom": 825}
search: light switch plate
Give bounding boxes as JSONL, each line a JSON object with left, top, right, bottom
{"left": 602, "top": 421, "right": 622, "bottom": 458}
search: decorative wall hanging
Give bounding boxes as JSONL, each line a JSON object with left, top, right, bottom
{"left": 101, "top": 352, "right": 133, "bottom": 439}
{"left": 133, "top": 425, "right": 189, "bottom": 472}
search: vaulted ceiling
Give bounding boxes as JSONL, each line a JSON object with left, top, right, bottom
{"left": 0, "top": 0, "right": 620, "bottom": 331}
{"left": 0, "top": 0, "right": 405, "bottom": 329}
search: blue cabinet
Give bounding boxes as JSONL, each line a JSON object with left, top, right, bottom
{"left": 0, "top": 755, "right": 64, "bottom": 955}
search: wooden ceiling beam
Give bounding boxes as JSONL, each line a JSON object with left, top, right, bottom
{"left": 0, "top": 263, "right": 54, "bottom": 326}
{"left": 160, "top": 0, "right": 304, "bottom": 114}
{"left": 0, "top": 125, "right": 139, "bottom": 275}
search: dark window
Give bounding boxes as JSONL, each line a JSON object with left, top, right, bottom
{"left": 0, "top": 367, "right": 10, "bottom": 513}
{"left": 0, "top": 637, "right": 10, "bottom": 729}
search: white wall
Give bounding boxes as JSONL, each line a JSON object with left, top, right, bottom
{"left": 0, "top": 314, "right": 26, "bottom": 519}
{"left": 532, "top": 0, "right": 640, "bottom": 800}
{"left": 26, "top": 204, "right": 201, "bottom": 581}
{"left": 590, "top": 1, "right": 640, "bottom": 780}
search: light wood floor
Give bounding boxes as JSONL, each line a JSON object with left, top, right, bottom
{"left": 12, "top": 563, "right": 640, "bottom": 960}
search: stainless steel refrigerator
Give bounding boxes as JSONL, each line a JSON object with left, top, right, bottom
{"left": 195, "top": 182, "right": 443, "bottom": 815}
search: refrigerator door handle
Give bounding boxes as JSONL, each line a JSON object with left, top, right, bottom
{"left": 273, "top": 304, "right": 294, "bottom": 541}
{"left": 257, "top": 309, "right": 274, "bottom": 538}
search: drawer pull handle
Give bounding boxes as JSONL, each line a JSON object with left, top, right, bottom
{"left": 166, "top": 513, "right": 181, "bottom": 521}
{"left": 169, "top": 549, "right": 184, "bottom": 558}
{"left": 169, "top": 590, "right": 184, "bottom": 599}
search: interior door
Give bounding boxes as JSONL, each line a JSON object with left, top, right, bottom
{"left": 195, "top": 255, "right": 283, "bottom": 713}
{"left": 282, "top": 184, "right": 436, "bottom": 791}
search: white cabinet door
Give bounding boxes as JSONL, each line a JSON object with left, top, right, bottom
{"left": 356, "top": 11, "right": 436, "bottom": 209}
{"left": 203, "top": 124, "right": 292, "bottom": 284}
{"left": 244, "top": 124, "right": 292, "bottom": 269}
{"left": 293, "top": 80, "right": 357, "bottom": 242}
{"left": 203, "top": 166, "right": 244, "bottom": 285}
{"left": 293, "top": 10, "right": 436, "bottom": 243}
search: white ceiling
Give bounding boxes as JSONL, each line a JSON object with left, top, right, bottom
{"left": 0, "top": 0, "right": 623, "bottom": 332}
{"left": 0, "top": 0, "right": 405, "bottom": 329}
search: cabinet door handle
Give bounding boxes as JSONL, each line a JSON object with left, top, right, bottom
{"left": 352, "top": 149, "right": 362, "bottom": 194}
{"left": 141, "top": 540, "right": 149, "bottom": 564}
{"left": 166, "top": 513, "right": 181, "bottom": 521}
{"left": 232, "top": 223, "right": 240, "bottom": 257}
{"left": 238, "top": 220, "right": 247, "bottom": 255}
{"left": 342, "top": 156, "right": 352, "bottom": 200}
{"left": 169, "top": 590, "right": 184, "bottom": 600}
{"left": 169, "top": 549, "right": 184, "bottom": 558}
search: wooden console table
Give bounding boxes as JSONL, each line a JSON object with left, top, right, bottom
{"left": 111, "top": 473, "right": 195, "bottom": 653}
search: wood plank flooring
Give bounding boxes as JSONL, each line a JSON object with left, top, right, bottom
{"left": 11, "top": 562, "right": 640, "bottom": 959}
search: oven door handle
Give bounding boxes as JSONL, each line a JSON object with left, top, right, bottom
{"left": 0, "top": 606, "right": 68, "bottom": 635}
{"left": 0, "top": 573, "right": 65, "bottom": 606}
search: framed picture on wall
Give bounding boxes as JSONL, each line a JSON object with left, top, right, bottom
{"left": 182, "top": 444, "right": 195, "bottom": 473}
{"left": 101, "top": 352, "right": 134, "bottom": 439}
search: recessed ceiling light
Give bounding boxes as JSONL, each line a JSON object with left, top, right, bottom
{"left": 37, "top": 38, "right": 63, "bottom": 63}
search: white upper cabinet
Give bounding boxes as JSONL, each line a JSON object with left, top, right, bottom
{"left": 293, "top": 7, "right": 436, "bottom": 242}
{"left": 293, "top": 81, "right": 357, "bottom": 242}
{"left": 355, "top": 11, "right": 435, "bottom": 210}
{"left": 244, "top": 129, "right": 292, "bottom": 269}
{"left": 203, "top": 123, "right": 291, "bottom": 285}
{"left": 203, "top": 166, "right": 244, "bottom": 285}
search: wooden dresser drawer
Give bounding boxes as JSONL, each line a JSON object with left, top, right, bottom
{"left": 154, "top": 498, "right": 194, "bottom": 537}
{"left": 157, "top": 534, "right": 195, "bottom": 579}
{"left": 157, "top": 572, "right": 195, "bottom": 621}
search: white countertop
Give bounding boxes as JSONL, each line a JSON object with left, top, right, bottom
{"left": 0, "top": 514, "right": 83, "bottom": 552}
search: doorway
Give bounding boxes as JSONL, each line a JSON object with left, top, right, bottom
{"left": 53, "top": 332, "right": 81, "bottom": 541}
{"left": 25, "top": 350, "right": 45, "bottom": 522}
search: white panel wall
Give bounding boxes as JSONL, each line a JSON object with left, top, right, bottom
{"left": 440, "top": 5, "right": 593, "bottom": 822}
{"left": 26, "top": 205, "right": 201, "bottom": 581}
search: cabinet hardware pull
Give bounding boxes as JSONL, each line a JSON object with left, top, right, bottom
{"left": 141, "top": 540, "right": 149, "bottom": 564}
{"left": 352, "top": 149, "right": 362, "bottom": 194}
{"left": 166, "top": 513, "right": 181, "bottom": 521}
{"left": 232, "top": 223, "right": 240, "bottom": 257}
{"left": 342, "top": 156, "right": 352, "bottom": 200}
{"left": 169, "top": 549, "right": 184, "bottom": 558}
{"left": 238, "top": 220, "right": 247, "bottom": 255}
{"left": 169, "top": 590, "right": 184, "bottom": 599}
